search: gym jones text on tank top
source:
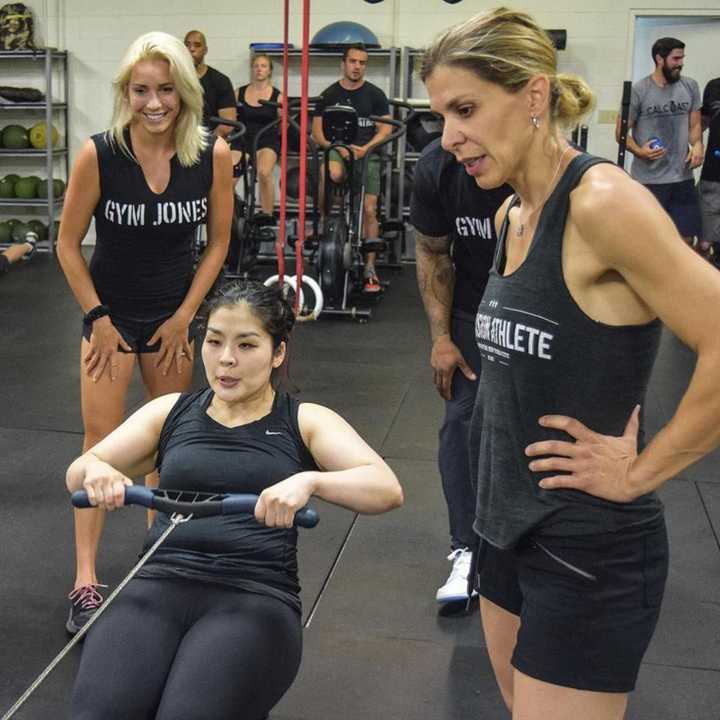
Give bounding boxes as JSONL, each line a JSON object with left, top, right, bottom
{"left": 89, "top": 129, "right": 215, "bottom": 320}
{"left": 470, "top": 154, "right": 663, "bottom": 549}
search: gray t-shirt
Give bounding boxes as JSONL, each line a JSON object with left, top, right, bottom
{"left": 628, "top": 74, "right": 701, "bottom": 184}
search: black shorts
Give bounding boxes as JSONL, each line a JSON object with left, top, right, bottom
{"left": 475, "top": 516, "right": 668, "bottom": 693}
{"left": 0, "top": 254, "right": 8, "bottom": 275}
{"left": 645, "top": 179, "right": 702, "bottom": 238}
{"left": 82, "top": 312, "right": 198, "bottom": 354}
{"left": 232, "top": 135, "right": 280, "bottom": 177}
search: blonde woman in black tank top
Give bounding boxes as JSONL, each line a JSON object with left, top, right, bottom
{"left": 422, "top": 9, "right": 720, "bottom": 720}
{"left": 57, "top": 31, "right": 233, "bottom": 636}
{"left": 233, "top": 53, "right": 284, "bottom": 215}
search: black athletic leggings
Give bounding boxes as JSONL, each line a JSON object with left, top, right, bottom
{"left": 71, "top": 577, "right": 302, "bottom": 720}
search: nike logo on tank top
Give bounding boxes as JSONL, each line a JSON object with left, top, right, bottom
{"left": 471, "top": 154, "right": 663, "bottom": 549}
{"left": 89, "top": 130, "right": 214, "bottom": 320}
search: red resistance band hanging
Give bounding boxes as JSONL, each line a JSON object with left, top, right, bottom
{"left": 276, "top": 0, "right": 290, "bottom": 286}
{"left": 294, "top": 0, "right": 311, "bottom": 314}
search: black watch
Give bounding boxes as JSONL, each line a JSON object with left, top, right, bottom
{"left": 83, "top": 304, "right": 111, "bottom": 325}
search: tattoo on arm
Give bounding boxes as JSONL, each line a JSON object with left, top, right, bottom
{"left": 415, "top": 231, "right": 455, "bottom": 342}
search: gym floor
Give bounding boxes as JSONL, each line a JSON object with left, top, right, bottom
{"left": 1, "top": 254, "right": 719, "bottom": 720}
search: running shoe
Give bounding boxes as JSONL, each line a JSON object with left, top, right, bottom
{"left": 66, "top": 584, "right": 107, "bottom": 635}
{"left": 436, "top": 548, "right": 477, "bottom": 603}
{"left": 363, "top": 272, "right": 381, "bottom": 294}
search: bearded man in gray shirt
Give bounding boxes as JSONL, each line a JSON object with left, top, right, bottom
{"left": 616, "top": 37, "right": 704, "bottom": 246}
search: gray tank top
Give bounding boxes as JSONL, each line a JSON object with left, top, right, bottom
{"left": 470, "top": 154, "right": 663, "bottom": 549}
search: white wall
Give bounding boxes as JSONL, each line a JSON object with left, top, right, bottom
{"left": 11, "top": 0, "right": 720, "bottom": 181}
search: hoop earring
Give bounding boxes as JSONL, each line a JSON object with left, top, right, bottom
{"left": 531, "top": 115, "right": 540, "bottom": 129}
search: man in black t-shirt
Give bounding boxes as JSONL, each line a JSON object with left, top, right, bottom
{"left": 411, "top": 137, "right": 511, "bottom": 608}
{"left": 312, "top": 44, "right": 391, "bottom": 293}
{"left": 699, "top": 78, "right": 720, "bottom": 255}
{"left": 184, "top": 30, "right": 236, "bottom": 139}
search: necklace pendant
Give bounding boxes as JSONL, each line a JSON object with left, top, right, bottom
{"left": 516, "top": 223, "right": 524, "bottom": 237}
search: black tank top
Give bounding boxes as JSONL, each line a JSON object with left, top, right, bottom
{"left": 89, "top": 130, "right": 214, "bottom": 320}
{"left": 236, "top": 85, "right": 280, "bottom": 144}
{"left": 470, "top": 154, "right": 663, "bottom": 549}
{"left": 136, "top": 389, "right": 318, "bottom": 613}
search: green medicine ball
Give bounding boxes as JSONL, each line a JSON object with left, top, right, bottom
{"left": 27, "top": 219, "right": 47, "bottom": 241}
{"left": 2, "top": 125, "right": 30, "bottom": 150}
{"left": 14, "top": 177, "right": 37, "bottom": 199}
{"left": 10, "top": 221, "right": 32, "bottom": 243}
{"left": 0, "top": 177, "right": 15, "bottom": 198}
{"left": 36, "top": 178, "right": 67, "bottom": 199}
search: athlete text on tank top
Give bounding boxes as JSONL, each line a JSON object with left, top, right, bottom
{"left": 136, "top": 389, "right": 319, "bottom": 614}
{"left": 89, "top": 129, "right": 215, "bottom": 320}
{"left": 470, "top": 154, "right": 663, "bottom": 549}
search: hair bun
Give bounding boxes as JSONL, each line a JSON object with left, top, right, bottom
{"left": 554, "top": 73, "right": 595, "bottom": 128}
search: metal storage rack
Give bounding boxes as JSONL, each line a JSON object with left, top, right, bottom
{"left": 395, "top": 47, "right": 430, "bottom": 223}
{"left": 0, "top": 48, "right": 69, "bottom": 251}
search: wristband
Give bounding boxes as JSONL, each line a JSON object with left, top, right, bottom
{"left": 83, "top": 304, "right": 111, "bottom": 325}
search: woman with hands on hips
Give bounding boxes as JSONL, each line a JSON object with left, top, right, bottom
{"left": 56, "top": 31, "right": 233, "bottom": 634}
{"left": 65, "top": 280, "right": 402, "bottom": 720}
{"left": 422, "top": 8, "right": 720, "bottom": 720}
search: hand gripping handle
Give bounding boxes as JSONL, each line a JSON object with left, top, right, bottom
{"left": 71, "top": 488, "right": 319, "bottom": 528}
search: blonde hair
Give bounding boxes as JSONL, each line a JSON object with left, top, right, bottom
{"left": 420, "top": 7, "right": 594, "bottom": 129}
{"left": 109, "top": 31, "right": 208, "bottom": 167}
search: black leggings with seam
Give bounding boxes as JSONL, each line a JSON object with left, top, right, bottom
{"left": 71, "top": 577, "right": 302, "bottom": 720}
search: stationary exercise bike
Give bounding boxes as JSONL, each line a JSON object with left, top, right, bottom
{"left": 213, "top": 103, "right": 321, "bottom": 279}
{"left": 316, "top": 105, "right": 405, "bottom": 321}
{"left": 209, "top": 114, "right": 276, "bottom": 276}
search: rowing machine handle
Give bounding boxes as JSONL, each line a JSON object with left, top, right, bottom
{"left": 71, "top": 487, "right": 319, "bottom": 528}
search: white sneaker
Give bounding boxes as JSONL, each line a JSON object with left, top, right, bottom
{"left": 436, "top": 548, "right": 477, "bottom": 603}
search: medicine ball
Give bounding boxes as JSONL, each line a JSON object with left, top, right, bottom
{"left": 14, "top": 177, "right": 37, "bottom": 199}
{"left": 29, "top": 121, "right": 59, "bottom": 149}
{"left": 0, "top": 176, "right": 15, "bottom": 198}
{"left": 2, "top": 125, "right": 29, "bottom": 149}
{"left": 26, "top": 219, "right": 47, "bottom": 241}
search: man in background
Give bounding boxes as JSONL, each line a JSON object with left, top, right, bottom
{"left": 312, "top": 44, "right": 392, "bottom": 293}
{"left": 184, "top": 30, "right": 236, "bottom": 140}
{"left": 616, "top": 37, "right": 704, "bottom": 248}
{"left": 699, "top": 76, "right": 720, "bottom": 260}
{"left": 411, "top": 137, "right": 511, "bottom": 610}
